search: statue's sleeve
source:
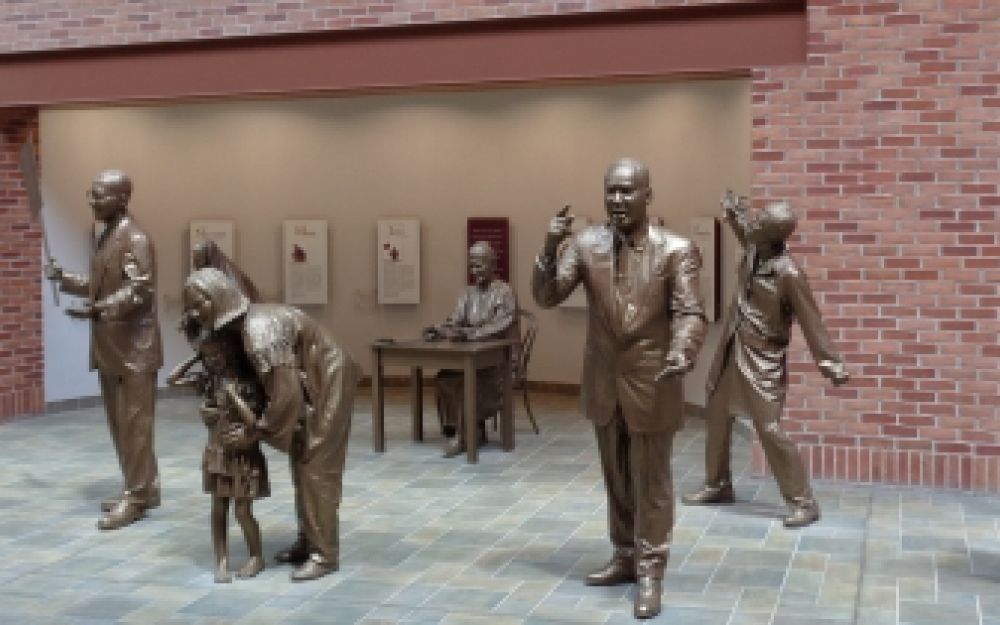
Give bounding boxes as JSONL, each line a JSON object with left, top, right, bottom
{"left": 96, "top": 233, "right": 155, "bottom": 320}
{"left": 243, "top": 313, "right": 305, "bottom": 447}
{"left": 724, "top": 208, "right": 750, "bottom": 247}
{"left": 784, "top": 264, "right": 844, "bottom": 370}
{"left": 443, "top": 289, "right": 469, "bottom": 327}
{"left": 466, "top": 283, "right": 516, "bottom": 340}
{"left": 667, "top": 241, "right": 708, "bottom": 363}
{"left": 532, "top": 235, "right": 582, "bottom": 308}
{"left": 59, "top": 271, "right": 90, "bottom": 297}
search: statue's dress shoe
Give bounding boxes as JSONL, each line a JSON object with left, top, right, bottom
{"left": 290, "top": 554, "right": 338, "bottom": 582}
{"left": 237, "top": 556, "right": 265, "bottom": 579}
{"left": 585, "top": 557, "right": 636, "bottom": 586}
{"left": 783, "top": 501, "right": 820, "bottom": 528}
{"left": 633, "top": 576, "right": 662, "bottom": 619}
{"left": 681, "top": 483, "right": 735, "bottom": 505}
{"left": 102, "top": 489, "right": 159, "bottom": 512}
{"left": 442, "top": 438, "right": 465, "bottom": 459}
{"left": 275, "top": 536, "right": 310, "bottom": 564}
{"left": 97, "top": 500, "right": 144, "bottom": 531}
{"left": 442, "top": 426, "right": 488, "bottom": 458}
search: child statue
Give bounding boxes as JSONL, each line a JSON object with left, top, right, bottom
{"left": 168, "top": 334, "right": 270, "bottom": 583}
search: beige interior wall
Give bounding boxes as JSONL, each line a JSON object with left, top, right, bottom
{"left": 40, "top": 78, "right": 750, "bottom": 404}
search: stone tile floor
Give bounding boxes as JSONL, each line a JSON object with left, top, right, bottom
{"left": 1, "top": 390, "right": 998, "bottom": 624}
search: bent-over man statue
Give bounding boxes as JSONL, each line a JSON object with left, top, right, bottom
{"left": 181, "top": 268, "right": 359, "bottom": 581}
{"left": 682, "top": 192, "right": 849, "bottom": 528}
{"left": 532, "top": 158, "right": 707, "bottom": 619}
{"left": 45, "top": 169, "right": 161, "bottom": 531}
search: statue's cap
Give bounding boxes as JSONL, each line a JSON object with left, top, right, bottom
{"left": 184, "top": 267, "right": 249, "bottom": 330}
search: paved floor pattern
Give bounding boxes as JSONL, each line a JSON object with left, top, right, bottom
{"left": 1, "top": 391, "right": 998, "bottom": 624}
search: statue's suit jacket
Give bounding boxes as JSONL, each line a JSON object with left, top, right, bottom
{"left": 533, "top": 223, "right": 706, "bottom": 433}
{"left": 61, "top": 214, "right": 162, "bottom": 375}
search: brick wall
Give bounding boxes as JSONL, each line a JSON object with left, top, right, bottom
{"left": 751, "top": 0, "right": 1000, "bottom": 490}
{"left": 0, "top": 0, "right": 749, "bottom": 53}
{"left": 0, "top": 111, "right": 44, "bottom": 420}
{"left": 1, "top": 0, "right": 998, "bottom": 490}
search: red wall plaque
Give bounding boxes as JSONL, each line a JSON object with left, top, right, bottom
{"left": 466, "top": 217, "right": 510, "bottom": 284}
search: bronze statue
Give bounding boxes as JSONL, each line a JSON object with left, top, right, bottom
{"left": 181, "top": 268, "right": 359, "bottom": 582}
{"left": 45, "top": 170, "right": 162, "bottom": 531}
{"left": 167, "top": 336, "right": 269, "bottom": 583}
{"left": 683, "top": 192, "right": 849, "bottom": 528}
{"left": 424, "top": 241, "right": 516, "bottom": 458}
{"left": 192, "top": 239, "right": 262, "bottom": 303}
{"left": 532, "top": 158, "right": 707, "bottom": 619}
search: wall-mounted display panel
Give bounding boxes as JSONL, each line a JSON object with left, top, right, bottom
{"left": 690, "top": 216, "right": 720, "bottom": 322}
{"left": 283, "top": 219, "right": 328, "bottom": 305}
{"left": 189, "top": 220, "right": 235, "bottom": 266}
{"left": 377, "top": 218, "right": 421, "bottom": 305}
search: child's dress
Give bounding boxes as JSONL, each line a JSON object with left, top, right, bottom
{"left": 202, "top": 376, "right": 270, "bottom": 500}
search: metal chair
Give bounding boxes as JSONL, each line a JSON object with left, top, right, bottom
{"left": 493, "top": 308, "right": 540, "bottom": 435}
{"left": 513, "top": 308, "right": 540, "bottom": 434}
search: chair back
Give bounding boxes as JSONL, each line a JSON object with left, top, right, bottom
{"left": 512, "top": 308, "right": 537, "bottom": 388}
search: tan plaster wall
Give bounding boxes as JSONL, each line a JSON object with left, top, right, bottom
{"left": 40, "top": 77, "right": 750, "bottom": 403}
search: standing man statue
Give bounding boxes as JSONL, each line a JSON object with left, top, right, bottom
{"left": 424, "top": 240, "right": 516, "bottom": 458}
{"left": 181, "top": 268, "right": 359, "bottom": 582}
{"left": 683, "top": 192, "right": 849, "bottom": 528}
{"left": 45, "top": 169, "right": 162, "bottom": 530}
{"left": 532, "top": 158, "right": 707, "bottom": 619}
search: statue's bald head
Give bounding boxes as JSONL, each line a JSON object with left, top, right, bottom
{"left": 468, "top": 240, "right": 497, "bottom": 286}
{"left": 94, "top": 170, "right": 133, "bottom": 201}
{"left": 604, "top": 157, "right": 652, "bottom": 235}
{"left": 605, "top": 158, "right": 650, "bottom": 189}
{"left": 759, "top": 201, "right": 797, "bottom": 243}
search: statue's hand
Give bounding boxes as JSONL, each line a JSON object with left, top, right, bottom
{"left": 721, "top": 189, "right": 748, "bottom": 218}
{"left": 544, "top": 205, "right": 574, "bottom": 256}
{"left": 66, "top": 303, "right": 98, "bottom": 320}
{"left": 222, "top": 381, "right": 240, "bottom": 402}
{"left": 44, "top": 260, "right": 63, "bottom": 282}
{"left": 422, "top": 326, "right": 443, "bottom": 342}
{"left": 819, "top": 360, "right": 850, "bottom": 387}
{"left": 200, "top": 405, "right": 220, "bottom": 427}
{"left": 654, "top": 352, "right": 692, "bottom": 381}
{"left": 220, "top": 423, "right": 256, "bottom": 451}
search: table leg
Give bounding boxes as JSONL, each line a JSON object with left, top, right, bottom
{"left": 411, "top": 366, "right": 423, "bottom": 441}
{"left": 501, "top": 345, "right": 514, "bottom": 451}
{"left": 464, "top": 355, "right": 478, "bottom": 464}
{"left": 372, "top": 347, "right": 385, "bottom": 453}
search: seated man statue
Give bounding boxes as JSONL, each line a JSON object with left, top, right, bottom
{"left": 424, "top": 241, "right": 516, "bottom": 458}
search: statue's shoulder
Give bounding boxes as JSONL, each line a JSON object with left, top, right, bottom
{"left": 576, "top": 223, "right": 611, "bottom": 248}
{"left": 244, "top": 304, "right": 295, "bottom": 342}
{"left": 649, "top": 225, "right": 695, "bottom": 254}
{"left": 490, "top": 279, "right": 514, "bottom": 296}
{"left": 243, "top": 304, "right": 298, "bottom": 369}
{"left": 774, "top": 252, "right": 805, "bottom": 278}
{"left": 121, "top": 215, "right": 151, "bottom": 244}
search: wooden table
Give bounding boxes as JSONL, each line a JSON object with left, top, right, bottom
{"left": 371, "top": 338, "right": 516, "bottom": 463}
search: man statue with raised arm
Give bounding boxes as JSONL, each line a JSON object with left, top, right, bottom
{"left": 532, "top": 158, "right": 707, "bottom": 619}
{"left": 682, "top": 192, "right": 849, "bottom": 528}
